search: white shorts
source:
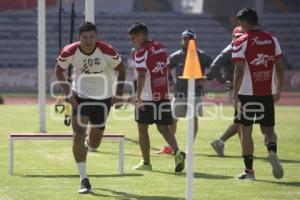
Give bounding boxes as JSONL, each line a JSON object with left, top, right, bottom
{"left": 171, "top": 97, "right": 203, "bottom": 119}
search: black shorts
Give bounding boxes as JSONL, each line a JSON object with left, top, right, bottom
{"left": 135, "top": 100, "right": 173, "bottom": 125}
{"left": 73, "top": 96, "right": 112, "bottom": 130}
{"left": 234, "top": 95, "right": 274, "bottom": 127}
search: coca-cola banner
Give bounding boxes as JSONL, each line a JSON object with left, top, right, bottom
{"left": 0, "top": 68, "right": 299, "bottom": 93}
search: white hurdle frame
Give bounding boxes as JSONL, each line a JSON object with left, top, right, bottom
{"left": 8, "top": 133, "right": 125, "bottom": 175}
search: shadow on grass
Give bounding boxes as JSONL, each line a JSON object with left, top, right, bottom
{"left": 125, "top": 137, "right": 160, "bottom": 152}
{"left": 255, "top": 179, "right": 300, "bottom": 187}
{"left": 21, "top": 173, "right": 143, "bottom": 179}
{"left": 199, "top": 153, "right": 300, "bottom": 164}
{"left": 91, "top": 150, "right": 141, "bottom": 157}
{"left": 92, "top": 187, "right": 184, "bottom": 200}
{"left": 194, "top": 172, "right": 233, "bottom": 179}
{"left": 151, "top": 170, "right": 233, "bottom": 180}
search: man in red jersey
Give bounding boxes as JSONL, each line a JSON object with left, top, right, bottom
{"left": 55, "top": 22, "right": 125, "bottom": 193}
{"left": 128, "top": 22, "right": 185, "bottom": 172}
{"left": 232, "top": 8, "right": 284, "bottom": 179}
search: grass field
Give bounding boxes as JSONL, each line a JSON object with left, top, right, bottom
{"left": 0, "top": 104, "right": 299, "bottom": 200}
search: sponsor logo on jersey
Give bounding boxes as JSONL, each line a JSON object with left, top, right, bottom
{"left": 250, "top": 54, "right": 274, "bottom": 67}
{"left": 251, "top": 37, "right": 272, "bottom": 46}
{"left": 149, "top": 47, "right": 167, "bottom": 55}
{"left": 152, "top": 62, "right": 167, "bottom": 74}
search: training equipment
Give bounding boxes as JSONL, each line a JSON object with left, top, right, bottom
{"left": 8, "top": 133, "right": 125, "bottom": 175}
{"left": 180, "top": 39, "right": 203, "bottom": 200}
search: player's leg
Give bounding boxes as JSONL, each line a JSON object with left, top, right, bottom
{"left": 72, "top": 113, "right": 92, "bottom": 193}
{"left": 236, "top": 95, "right": 255, "bottom": 179}
{"left": 85, "top": 127, "right": 104, "bottom": 150}
{"left": 156, "top": 97, "right": 185, "bottom": 154}
{"left": 156, "top": 100, "right": 185, "bottom": 172}
{"left": 220, "top": 123, "right": 240, "bottom": 142}
{"left": 210, "top": 90, "right": 240, "bottom": 156}
{"left": 85, "top": 98, "right": 111, "bottom": 150}
{"left": 156, "top": 124, "right": 178, "bottom": 152}
{"left": 133, "top": 102, "right": 153, "bottom": 170}
{"left": 72, "top": 115, "right": 89, "bottom": 163}
{"left": 132, "top": 123, "right": 152, "bottom": 170}
{"left": 258, "top": 95, "right": 283, "bottom": 179}
{"left": 210, "top": 123, "right": 240, "bottom": 157}
{"left": 156, "top": 118, "right": 177, "bottom": 154}
{"left": 138, "top": 123, "right": 151, "bottom": 164}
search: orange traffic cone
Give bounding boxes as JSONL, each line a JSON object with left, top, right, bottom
{"left": 180, "top": 39, "right": 203, "bottom": 79}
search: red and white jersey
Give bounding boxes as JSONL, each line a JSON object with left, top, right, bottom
{"left": 135, "top": 41, "right": 169, "bottom": 101}
{"left": 57, "top": 41, "right": 122, "bottom": 99}
{"left": 232, "top": 30, "right": 283, "bottom": 96}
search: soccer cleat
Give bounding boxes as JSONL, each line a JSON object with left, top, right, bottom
{"left": 132, "top": 160, "right": 152, "bottom": 171}
{"left": 238, "top": 169, "right": 255, "bottom": 180}
{"left": 175, "top": 150, "right": 186, "bottom": 172}
{"left": 79, "top": 178, "right": 92, "bottom": 194}
{"left": 210, "top": 139, "right": 224, "bottom": 157}
{"left": 156, "top": 146, "right": 173, "bottom": 154}
{"left": 268, "top": 151, "right": 284, "bottom": 179}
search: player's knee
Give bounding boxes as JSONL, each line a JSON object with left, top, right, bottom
{"left": 73, "top": 134, "right": 85, "bottom": 146}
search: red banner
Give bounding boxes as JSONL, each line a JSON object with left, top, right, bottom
{"left": 0, "top": 0, "right": 56, "bottom": 10}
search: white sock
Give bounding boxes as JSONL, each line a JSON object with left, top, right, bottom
{"left": 77, "top": 162, "right": 88, "bottom": 181}
{"left": 218, "top": 139, "right": 225, "bottom": 144}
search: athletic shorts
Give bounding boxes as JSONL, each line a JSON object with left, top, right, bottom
{"left": 171, "top": 97, "right": 203, "bottom": 119}
{"left": 135, "top": 100, "right": 173, "bottom": 125}
{"left": 234, "top": 95, "right": 274, "bottom": 127}
{"left": 73, "top": 96, "right": 112, "bottom": 130}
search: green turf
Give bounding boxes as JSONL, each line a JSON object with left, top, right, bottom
{"left": 0, "top": 105, "right": 299, "bottom": 200}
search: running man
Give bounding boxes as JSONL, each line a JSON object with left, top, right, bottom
{"left": 55, "top": 22, "right": 125, "bottom": 193}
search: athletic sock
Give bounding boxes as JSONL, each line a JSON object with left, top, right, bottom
{"left": 243, "top": 155, "right": 254, "bottom": 171}
{"left": 266, "top": 142, "right": 277, "bottom": 153}
{"left": 77, "top": 162, "right": 88, "bottom": 181}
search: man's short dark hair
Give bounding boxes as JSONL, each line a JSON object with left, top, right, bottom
{"left": 79, "top": 21, "right": 97, "bottom": 34}
{"left": 128, "top": 22, "right": 148, "bottom": 35}
{"left": 236, "top": 8, "right": 258, "bottom": 25}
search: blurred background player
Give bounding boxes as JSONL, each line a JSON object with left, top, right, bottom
{"left": 127, "top": 47, "right": 138, "bottom": 94}
{"left": 232, "top": 8, "right": 284, "bottom": 179}
{"left": 55, "top": 22, "right": 125, "bottom": 193}
{"left": 156, "top": 29, "right": 213, "bottom": 154}
{"left": 128, "top": 22, "right": 186, "bottom": 172}
{"left": 207, "top": 26, "right": 244, "bottom": 157}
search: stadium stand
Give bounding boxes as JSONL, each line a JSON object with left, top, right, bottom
{"left": 0, "top": 1, "right": 299, "bottom": 70}
{"left": 0, "top": 10, "right": 230, "bottom": 68}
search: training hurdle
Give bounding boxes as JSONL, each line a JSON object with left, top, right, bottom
{"left": 8, "top": 133, "right": 125, "bottom": 175}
